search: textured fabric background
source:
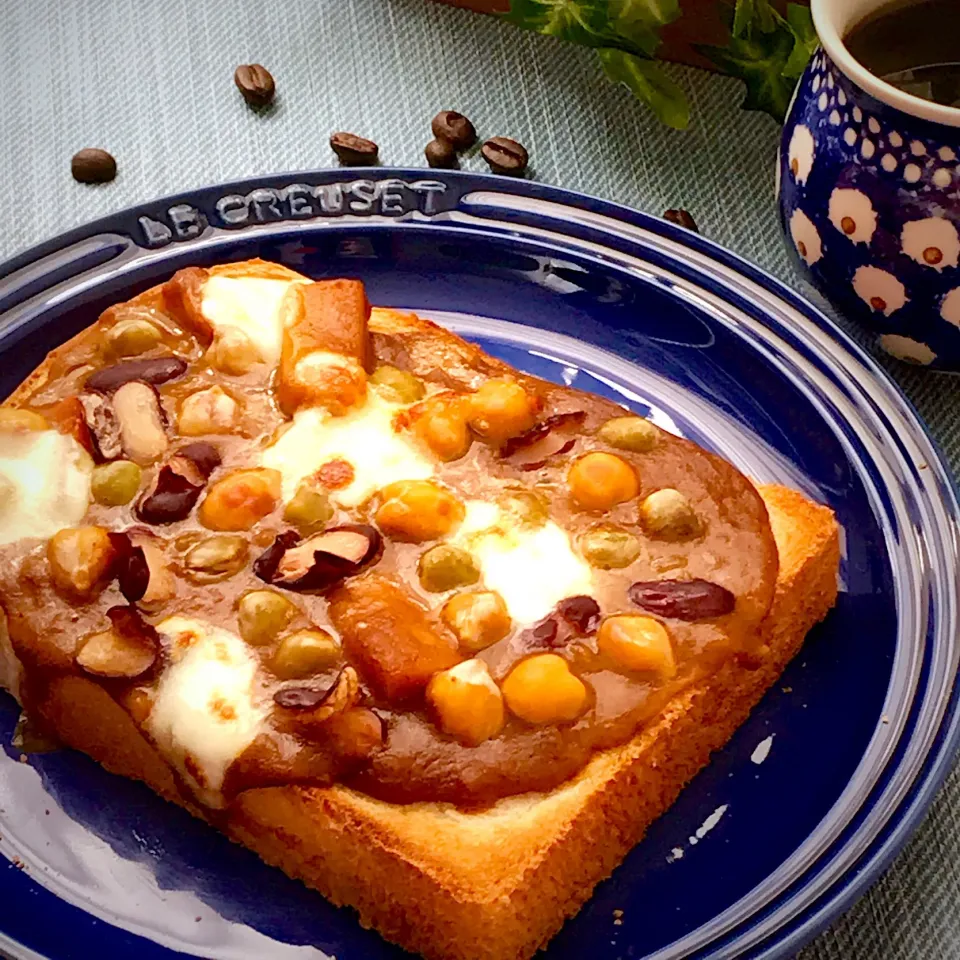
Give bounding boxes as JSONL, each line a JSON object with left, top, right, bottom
{"left": 1, "top": 0, "right": 959, "bottom": 957}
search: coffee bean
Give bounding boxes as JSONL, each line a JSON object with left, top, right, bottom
{"left": 234, "top": 64, "right": 275, "bottom": 107}
{"left": 330, "top": 132, "right": 379, "bottom": 166}
{"left": 71, "top": 148, "right": 117, "bottom": 184}
{"left": 663, "top": 209, "right": 699, "bottom": 232}
{"left": 425, "top": 138, "right": 458, "bottom": 169}
{"left": 481, "top": 137, "right": 528, "bottom": 176}
{"left": 431, "top": 110, "right": 477, "bottom": 150}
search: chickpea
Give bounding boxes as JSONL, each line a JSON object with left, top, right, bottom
{"left": 105, "top": 319, "right": 163, "bottom": 358}
{"left": 178, "top": 386, "right": 239, "bottom": 436}
{"left": 237, "top": 590, "right": 298, "bottom": 645}
{"left": 0, "top": 408, "right": 48, "bottom": 432}
{"left": 283, "top": 477, "right": 334, "bottom": 531}
{"left": 502, "top": 653, "right": 589, "bottom": 725}
{"left": 412, "top": 395, "right": 472, "bottom": 462}
{"left": 468, "top": 377, "right": 537, "bottom": 444}
{"left": 90, "top": 460, "right": 142, "bottom": 506}
{"left": 597, "top": 614, "right": 676, "bottom": 677}
{"left": 441, "top": 590, "right": 511, "bottom": 652}
{"left": 272, "top": 629, "right": 342, "bottom": 679}
{"left": 639, "top": 488, "right": 701, "bottom": 541}
{"left": 427, "top": 658, "right": 505, "bottom": 746}
{"left": 597, "top": 416, "right": 658, "bottom": 453}
{"left": 47, "top": 526, "right": 117, "bottom": 598}
{"left": 418, "top": 544, "right": 480, "bottom": 593}
{"left": 376, "top": 479, "right": 465, "bottom": 542}
{"left": 208, "top": 327, "right": 261, "bottom": 375}
{"left": 567, "top": 452, "right": 639, "bottom": 511}
{"left": 199, "top": 468, "right": 281, "bottom": 531}
{"left": 325, "top": 707, "right": 385, "bottom": 760}
{"left": 370, "top": 365, "right": 425, "bottom": 404}
{"left": 578, "top": 524, "right": 642, "bottom": 569}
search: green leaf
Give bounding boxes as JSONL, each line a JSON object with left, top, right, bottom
{"left": 782, "top": 4, "right": 818, "bottom": 80}
{"left": 731, "top": 0, "right": 781, "bottom": 39}
{"left": 598, "top": 48, "right": 690, "bottom": 129}
{"left": 503, "top": 0, "right": 614, "bottom": 47}
{"left": 609, "top": 0, "right": 680, "bottom": 55}
{"left": 697, "top": 9, "right": 796, "bottom": 120}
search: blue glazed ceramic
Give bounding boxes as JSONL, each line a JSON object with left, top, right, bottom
{"left": 1, "top": 170, "right": 959, "bottom": 960}
{"left": 779, "top": 0, "right": 960, "bottom": 369}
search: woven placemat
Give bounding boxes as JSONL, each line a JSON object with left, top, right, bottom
{"left": 1, "top": 0, "right": 958, "bottom": 956}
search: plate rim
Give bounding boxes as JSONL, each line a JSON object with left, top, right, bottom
{"left": 1, "top": 167, "right": 958, "bottom": 960}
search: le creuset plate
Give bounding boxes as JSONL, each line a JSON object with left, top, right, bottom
{"left": 0, "top": 170, "right": 957, "bottom": 960}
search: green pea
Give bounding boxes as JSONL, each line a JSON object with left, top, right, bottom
{"left": 640, "top": 488, "right": 701, "bottom": 541}
{"left": 90, "top": 460, "right": 142, "bottom": 506}
{"left": 578, "top": 525, "right": 643, "bottom": 569}
{"left": 597, "top": 416, "right": 658, "bottom": 453}
{"left": 370, "top": 365, "right": 425, "bottom": 405}
{"left": 106, "top": 319, "right": 163, "bottom": 358}
{"left": 238, "top": 590, "right": 298, "bottom": 645}
{"left": 418, "top": 544, "right": 480, "bottom": 593}
{"left": 283, "top": 479, "right": 334, "bottom": 531}
{"left": 184, "top": 536, "right": 249, "bottom": 582}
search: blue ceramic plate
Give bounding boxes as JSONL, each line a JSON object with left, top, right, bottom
{"left": 1, "top": 170, "right": 958, "bottom": 960}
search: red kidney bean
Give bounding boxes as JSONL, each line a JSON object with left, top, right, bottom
{"left": 85, "top": 357, "right": 187, "bottom": 393}
{"left": 628, "top": 579, "right": 735, "bottom": 620}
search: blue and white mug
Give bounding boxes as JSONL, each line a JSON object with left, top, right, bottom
{"left": 778, "top": 0, "right": 960, "bottom": 368}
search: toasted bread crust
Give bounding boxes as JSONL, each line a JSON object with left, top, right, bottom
{"left": 3, "top": 278, "right": 838, "bottom": 959}
{"left": 228, "top": 485, "right": 839, "bottom": 960}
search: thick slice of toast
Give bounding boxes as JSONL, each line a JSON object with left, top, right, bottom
{"left": 224, "top": 484, "right": 839, "bottom": 960}
{"left": 17, "top": 483, "right": 836, "bottom": 960}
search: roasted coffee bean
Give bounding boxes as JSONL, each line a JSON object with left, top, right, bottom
{"left": 481, "top": 137, "right": 528, "bottom": 176}
{"left": 85, "top": 356, "right": 187, "bottom": 393}
{"left": 330, "top": 132, "right": 379, "bottom": 166}
{"left": 234, "top": 63, "right": 275, "bottom": 107}
{"left": 431, "top": 110, "right": 477, "bottom": 150}
{"left": 424, "top": 138, "right": 458, "bottom": 169}
{"left": 663, "top": 209, "right": 699, "bottom": 232}
{"left": 71, "top": 148, "right": 117, "bottom": 184}
{"left": 628, "top": 578, "right": 735, "bottom": 621}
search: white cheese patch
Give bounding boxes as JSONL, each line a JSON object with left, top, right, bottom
{"left": 148, "top": 616, "right": 269, "bottom": 807}
{"left": 200, "top": 275, "right": 306, "bottom": 364}
{"left": 457, "top": 502, "right": 594, "bottom": 625}
{"left": 0, "top": 429, "right": 93, "bottom": 546}
{"left": 261, "top": 392, "right": 435, "bottom": 507}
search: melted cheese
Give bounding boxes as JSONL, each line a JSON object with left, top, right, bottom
{"left": 200, "top": 275, "right": 307, "bottom": 364}
{"left": 457, "top": 501, "right": 594, "bottom": 625}
{"left": 148, "top": 617, "right": 269, "bottom": 807}
{"left": 261, "top": 392, "right": 435, "bottom": 507}
{"left": 0, "top": 429, "right": 93, "bottom": 545}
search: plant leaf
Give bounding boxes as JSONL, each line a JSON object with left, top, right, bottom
{"left": 608, "top": 0, "right": 680, "bottom": 55}
{"left": 697, "top": 8, "right": 796, "bottom": 120}
{"left": 731, "top": 0, "right": 781, "bottom": 39}
{"left": 503, "top": 0, "right": 614, "bottom": 47}
{"left": 598, "top": 48, "right": 690, "bottom": 129}
{"left": 782, "top": 3, "right": 819, "bottom": 80}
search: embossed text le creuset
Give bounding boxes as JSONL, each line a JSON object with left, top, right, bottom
{"left": 779, "top": 0, "right": 960, "bottom": 370}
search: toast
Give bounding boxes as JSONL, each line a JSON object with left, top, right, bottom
{"left": 0, "top": 260, "right": 840, "bottom": 960}
{"left": 18, "top": 483, "right": 838, "bottom": 960}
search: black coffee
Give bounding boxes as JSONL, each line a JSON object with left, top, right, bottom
{"left": 845, "top": 0, "right": 960, "bottom": 108}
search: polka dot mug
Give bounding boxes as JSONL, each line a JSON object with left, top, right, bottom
{"left": 778, "top": 0, "right": 960, "bottom": 368}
